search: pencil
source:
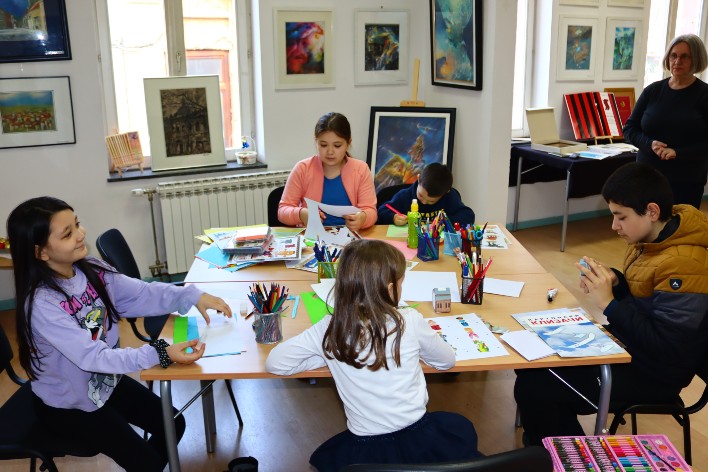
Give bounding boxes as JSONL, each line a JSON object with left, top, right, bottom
{"left": 385, "top": 204, "right": 404, "bottom": 216}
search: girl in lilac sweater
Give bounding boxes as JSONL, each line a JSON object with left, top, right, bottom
{"left": 7, "top": 196, "right": 232, "bottom": 471}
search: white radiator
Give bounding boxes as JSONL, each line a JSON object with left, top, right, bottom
{"left": 156, "top": 170, "right": 291, "bottom": 274}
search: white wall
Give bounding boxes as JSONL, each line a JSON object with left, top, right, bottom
{"left": 0, "top": 1, "right": 518, "bottom": 301}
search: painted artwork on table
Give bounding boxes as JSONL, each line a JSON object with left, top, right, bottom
{"left": 612, "top": 26, "right": 636, "bottom": 71}
{"left": 367, "top": 107, "right": 456, "bottom": 194}
{"left": 159, "top": 87, "right": 211, "bottom": 157}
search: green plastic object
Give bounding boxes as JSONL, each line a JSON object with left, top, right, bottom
{"left": 407, "top": 198, "right": 420, "bottom": 249}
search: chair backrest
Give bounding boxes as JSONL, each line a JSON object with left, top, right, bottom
{"left": 376, "top": 183, "right": 411, "bottom": 209}
{"left": 95, "top": 228, "right": 141, "bottom": 279}
{"left": 339, "top": 446, "right": 553, "bottom": 472}
{"left": 0, "top": 325, "right": 23, "bottom": 386}
{"left": 95, "top": 229, "right": 167, "bottom": 342}
{"left": 267, "top": 186, "right": 285, "bottom": 227}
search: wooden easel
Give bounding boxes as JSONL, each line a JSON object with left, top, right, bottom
{"left": 400, "top": 58, "right": 425, "bottom": 107}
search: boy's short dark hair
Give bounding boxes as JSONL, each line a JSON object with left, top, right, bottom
{"left": 601, "top": 162, "right": 673, "bottom": 221}
{"left": 419, "top": 163, "right": 453, "bottom": 197}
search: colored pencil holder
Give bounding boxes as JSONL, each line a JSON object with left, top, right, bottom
{"left": 461, "top": 238, "right": 473, "bottom": 257}
{"left": 443, "top": 231, "right": 462, "bottom": 256}
{"left": 417, "top": 235, "right": 440, "bottom": 262}
{"left": 461, "top": 275, "right": 484, "bottom": 305}
{"left": 317, "top": 262, "right": 338, "bottom": 282}
{"left": 252, "top": 310, "right": 284, "bottom": 344}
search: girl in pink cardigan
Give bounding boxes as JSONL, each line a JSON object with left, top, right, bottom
{"left": 278, "top": 112, "right": 377, "bottom": 232}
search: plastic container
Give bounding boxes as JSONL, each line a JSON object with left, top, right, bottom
{"left": 317, "top": 261, "right": 338, "bottom": 282}
{"left": 252, "top": 310, "right": 284, "bottom": 344}
{"left": 461, "top": 275, "right": 484, "bottom": 305}
{"left": 235, "top": 136, "right": 258, "bottom": 164}
{"left": 407, "top": 199, "right": 420, "bottom": 249}
{"left": 417, "top": 234, "right": 440, "bottom": 262}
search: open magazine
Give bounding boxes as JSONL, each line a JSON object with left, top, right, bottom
{"left": 512, "top": 308, "right": 624, "bottom": 358}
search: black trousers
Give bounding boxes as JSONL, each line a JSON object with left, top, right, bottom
{"left": 669, "top": 181, "right": 705, "bottom": 209}
{"left": 35, "top": 375, "right": 186, "bottom": 472}
{"left": 514, "top": 363, "right": 680, "bottom": 446}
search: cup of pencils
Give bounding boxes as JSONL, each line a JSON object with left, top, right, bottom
{"left": 417, "top": 234, "right": 440, "bottom": 261}
{"left": 317, "top": 261, "right": 338, "bottom": 282}
{"left": 461, "top": 274, "right": 484, "bottom": 304}
{"left": 248, "top": 282, "right": 288, "bottom": 344}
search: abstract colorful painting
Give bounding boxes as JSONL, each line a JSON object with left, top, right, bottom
{"left": 612, "top": 26, "right": 636, "bottom": 70}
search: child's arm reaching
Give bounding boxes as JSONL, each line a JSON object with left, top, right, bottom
{"left": 265, "top": 317, "right": 328, "bottom": 375}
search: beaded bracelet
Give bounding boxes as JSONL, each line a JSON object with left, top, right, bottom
{"left": 149, "top": 339, "right": 172, "bottom": 368}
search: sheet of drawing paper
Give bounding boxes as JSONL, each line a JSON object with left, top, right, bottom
{"left": 427, "top": 313, "right": 509, "bottom": 361}
{"left": 402, "top": 271, "right": 461, "bottom": 302}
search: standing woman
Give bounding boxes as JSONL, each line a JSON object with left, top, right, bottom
{"left": 623, "top": 34, "right": 708, "bottom": 208}
{"left": 278, "top": 112, "right": 377, "bottom": 232}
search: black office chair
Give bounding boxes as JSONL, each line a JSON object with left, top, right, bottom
{"left": 0, "top": 325, "right": 98, "bottom": 472}
{"left": 608, "top": 352, "right": 708, "bottom": 465}
{"left": 95, "top": 228, "right": 243, "bottom": 428}
{"left": 376, "top": 183, "right": 410, "bottom": 209}
{"left": 267, "top": 185, "right": 285, "bottom": 227}
{"left": 339, "top": 446, "right": 553, "bottom": 472}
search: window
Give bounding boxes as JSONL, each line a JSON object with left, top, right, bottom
{"left": 644, "top": 0, "right": 704, "bottom": 87}
{"left": 97, "top": 0, "right": 252, "bottom": 167}
{"left": 511, "top": 0, "right": 531, "bottom": 136}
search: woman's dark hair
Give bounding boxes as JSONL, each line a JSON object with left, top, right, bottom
{"left": 7, "top": 196, "right": 120, "bottom": 379}
{"left": 315, "top": 112, "right": 352, "bottom": 156}
{"left": 322, "top": 239, "right": 406, "bottom": 371}
{"left": 601, "top": 163, "right": 673, "bottom": 221}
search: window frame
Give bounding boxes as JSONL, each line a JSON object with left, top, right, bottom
{"left": 512, "top": 0, "right": 536, "bottom": 138}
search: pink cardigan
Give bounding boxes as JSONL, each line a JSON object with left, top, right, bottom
{"left": 278, "top": 155, "right": 378, "bottom": 228}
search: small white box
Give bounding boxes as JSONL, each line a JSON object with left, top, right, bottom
{"left": 526, "top": 108, "right": 587, "bottom": 155}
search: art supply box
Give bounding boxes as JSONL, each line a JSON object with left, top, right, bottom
{"left": 526, "top": 107, "right": 587, "bottom": 155}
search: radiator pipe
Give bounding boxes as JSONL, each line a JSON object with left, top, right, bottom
{"left": 131, "top": 187, "right": 169, "bottom": 279}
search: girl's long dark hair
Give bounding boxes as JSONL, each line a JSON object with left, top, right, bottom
{"left": 322, "top": 239, "right": 406, "bottom": 371}
{"left": 7, "top": 196, "right": 120, "bottom": 380}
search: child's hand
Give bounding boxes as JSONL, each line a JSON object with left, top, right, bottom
{"left": 575, "top": 258, "right": 615, "bottom": 311}
{"left": 343, "top": 211, "right": 366, "bottom": 232}
{"left": 393, "top": 214, "right": 408, "bottom": 226}
{"left": 167, "top": 339, "right": 205, "bottom": 364}
{"left": 195, "top": 293, "right": 233, "bottom": 325}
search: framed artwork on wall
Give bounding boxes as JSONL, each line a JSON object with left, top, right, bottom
{"left": 354, "top": 9, "right": 409, "bottom": 86}
{"left": 366, "top": 106, "right": 456, "bottom": 193}
{"left": 144, "top": 75, "right": 226, "bottom": 171}
{"left": 604, "top": 87, "right": 636, "bottom": 126}
{"left": 603, "top": 17, "right": 643, "bottom": 81}
{"left": 273, "top": 8, "right": 334, "bottom": 90}
{"left": 0, "top": 76, "right": 75, "bottom": 149}
{"left": 556, "top": 15, "right": 599, "bottom": 81}
{"left": 429, "top": 0, "right": 483, "bottom": 90}
{"left": 0, "top": 0, "right": 71, "bottom": 63}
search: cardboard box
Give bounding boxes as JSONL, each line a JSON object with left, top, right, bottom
{"left": 526, "top": 107, "right": 587, "bottom": 155}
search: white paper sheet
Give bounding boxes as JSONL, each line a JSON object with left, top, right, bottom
{"left": 401, "top": 271, "right": 461, "bottom": 303}
{"left": 311, "top": 278, "right": 408, "bottom": 309}
{"left": 184, "top": 298, "right": 247, "bottom": 357}
{"left": 500, "top": 330, "right": 555, "bottom": 361}
{"left": 483, "top": 278, "right": 525, "bottom": 297}
{"left": 303, "top": 198, "right": 358, "bottom": 245}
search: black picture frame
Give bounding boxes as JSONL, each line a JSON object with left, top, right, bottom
{"left": 0, "top": 0, "right": 72, "bottom": 63}
{"left": 430, "top": 0, "right": 482, "bottom": 90}
{"left": 366, "top": 106, "right": 456, "bottom": 194}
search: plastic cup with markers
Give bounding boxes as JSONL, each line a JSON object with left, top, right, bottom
{"left": 247, "top": 282, "right": 289, "bottom": 344}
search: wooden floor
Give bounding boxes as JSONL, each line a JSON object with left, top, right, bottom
{"left": 1, "top": 206, "right": 707, "bottom": 471}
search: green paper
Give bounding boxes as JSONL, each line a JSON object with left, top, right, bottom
{"left": 300, "top": 291, "right": 331, "bottom": 325}
{"left": 386, "top": 225, "right": 409, "bottom": 238}
{"left": 173, "top": 316, "right": 188, "bottom": 343}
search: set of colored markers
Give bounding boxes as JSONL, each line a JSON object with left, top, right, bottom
{"left": 415, "top": 211, "right": 451, "bottom": 260}
{"left": 247, "top": 282, "right": 289, "bottom": 314}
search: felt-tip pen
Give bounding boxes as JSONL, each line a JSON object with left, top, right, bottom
{"left": 385, "top": 204, "right": 404, "bottom": 216}
{"left": 547, "top": 288, "right": 558, "bottom": 302}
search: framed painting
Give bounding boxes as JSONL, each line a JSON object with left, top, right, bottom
{"left": 0, "top": 0, "right": 71, "bottom": 63}
{"left": 0, "top": 76, "right": 75, "bottom": 149}
{"left": 603, "top": 17, "right": 643, "bottom": 81}
{"left": 273, "top": 8, "right": 334, "bottom": 90}
{"left": 144, "top": 75, "right": 226, "bottom": 172}
{"left": 354, "top": 9, "right": 409, "bottom": 86}
{"left": 430, "top": 0, "right": 483, "bottom": 90}
{"left": 556, "top": 15, "right": 599, "bottom": 81}
{"left": 366, "top": 107, "right": 456, "bottom": 193}
{"left": 604, "top": 87, "right": 636, "bottom": 126}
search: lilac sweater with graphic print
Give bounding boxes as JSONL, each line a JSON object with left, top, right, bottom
{"left": 29, "top": 257, "right": 202, "bottom": 411}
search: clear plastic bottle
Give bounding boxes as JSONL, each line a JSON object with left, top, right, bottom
{"left": 407, "top": 199, "right": 420, "bottom": 249}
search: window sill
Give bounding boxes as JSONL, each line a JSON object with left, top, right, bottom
{"left": 106, "top": 161, "right": 268, "bottom": 183}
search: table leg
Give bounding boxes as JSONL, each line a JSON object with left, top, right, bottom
{"left": 595, "top": 364, "right": 612, "bottom": 435}
{"left": 560, "top": 170, "right": 571, "bottom": 252}
{"left": 160, "top": 380, "right": 181, "bottom": 472}
{"left": 513, "top": 155, "right": 523, "bottom": 231}
{"left": 200, "top": 380, "right": 217, "bottom": 453}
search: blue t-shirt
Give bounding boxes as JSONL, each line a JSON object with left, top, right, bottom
{"left": 321, "top": 175, "right": 352, "bottom": 226}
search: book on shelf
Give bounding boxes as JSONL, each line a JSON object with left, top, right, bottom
{"left": 512, "top": 308, "right": 624, "bottom": 358}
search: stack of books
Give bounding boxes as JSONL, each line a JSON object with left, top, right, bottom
{"left": 223, "top": 226, "right": 272, "bottom": 255}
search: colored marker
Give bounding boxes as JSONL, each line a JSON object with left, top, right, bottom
{"left": 385, "top": 204, "right": 404, "bottom": 216}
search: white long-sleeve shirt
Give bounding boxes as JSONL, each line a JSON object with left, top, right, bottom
{"left": 265, "top": 308, "right": 455, "bottom": 436}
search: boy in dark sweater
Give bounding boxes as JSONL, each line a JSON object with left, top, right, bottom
{"left": 377, "top": 163, "right": 475, "bottom": 226}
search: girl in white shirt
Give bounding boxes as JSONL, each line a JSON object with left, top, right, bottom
{"left": 266, "top": 239, "right": 480, "bottom": 471}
